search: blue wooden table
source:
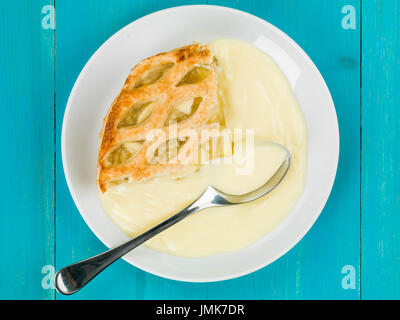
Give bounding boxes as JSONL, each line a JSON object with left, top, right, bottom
{"left": 0, "top": 0, "right": 398, "bottom": 300}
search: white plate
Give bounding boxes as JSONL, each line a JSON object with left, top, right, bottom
{"left": 62, "top": 5, "right": 339, "bottom": 282}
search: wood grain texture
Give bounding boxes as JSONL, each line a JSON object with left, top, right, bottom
{"left": 362, "top": 0, "right": 400, "bottom": 300}
{"left": 0, "top": 0, "right": 55, "bottom": 299}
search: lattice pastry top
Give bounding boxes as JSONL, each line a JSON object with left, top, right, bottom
{"left": 97, "top": 43, "right": 226, "bottom": 193}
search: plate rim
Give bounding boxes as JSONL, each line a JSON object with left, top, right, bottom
{"left": 61, "top": 4, "right": 339, "bottom": 282}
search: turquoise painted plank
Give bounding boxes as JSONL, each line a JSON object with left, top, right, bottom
{"left": 55, "top": 0, "right": 209, "bottom": 300}
{"left": 0, "top": 0, "right": 55, "bottom": 299}
{"left": 362, "top": 0, "right": 400, "bottom": 300}
{"left": 207, "top": 0, "right": 361, "bottom": 299}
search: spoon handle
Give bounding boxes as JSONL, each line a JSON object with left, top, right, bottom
{"left": 55, "top": 192, "right": 210, "bottom": 295}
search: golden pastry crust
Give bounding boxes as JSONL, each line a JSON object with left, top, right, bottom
{"left": 97, "top": 43, "right": 221, "bottom": 192}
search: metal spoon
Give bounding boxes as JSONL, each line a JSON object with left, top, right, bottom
{"left": 55, "top": 144, "right": 291, "bottom": 295}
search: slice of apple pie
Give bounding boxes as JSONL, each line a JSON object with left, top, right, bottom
{"left": 97, "top": 43, "right": 229, "bottom": 193}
